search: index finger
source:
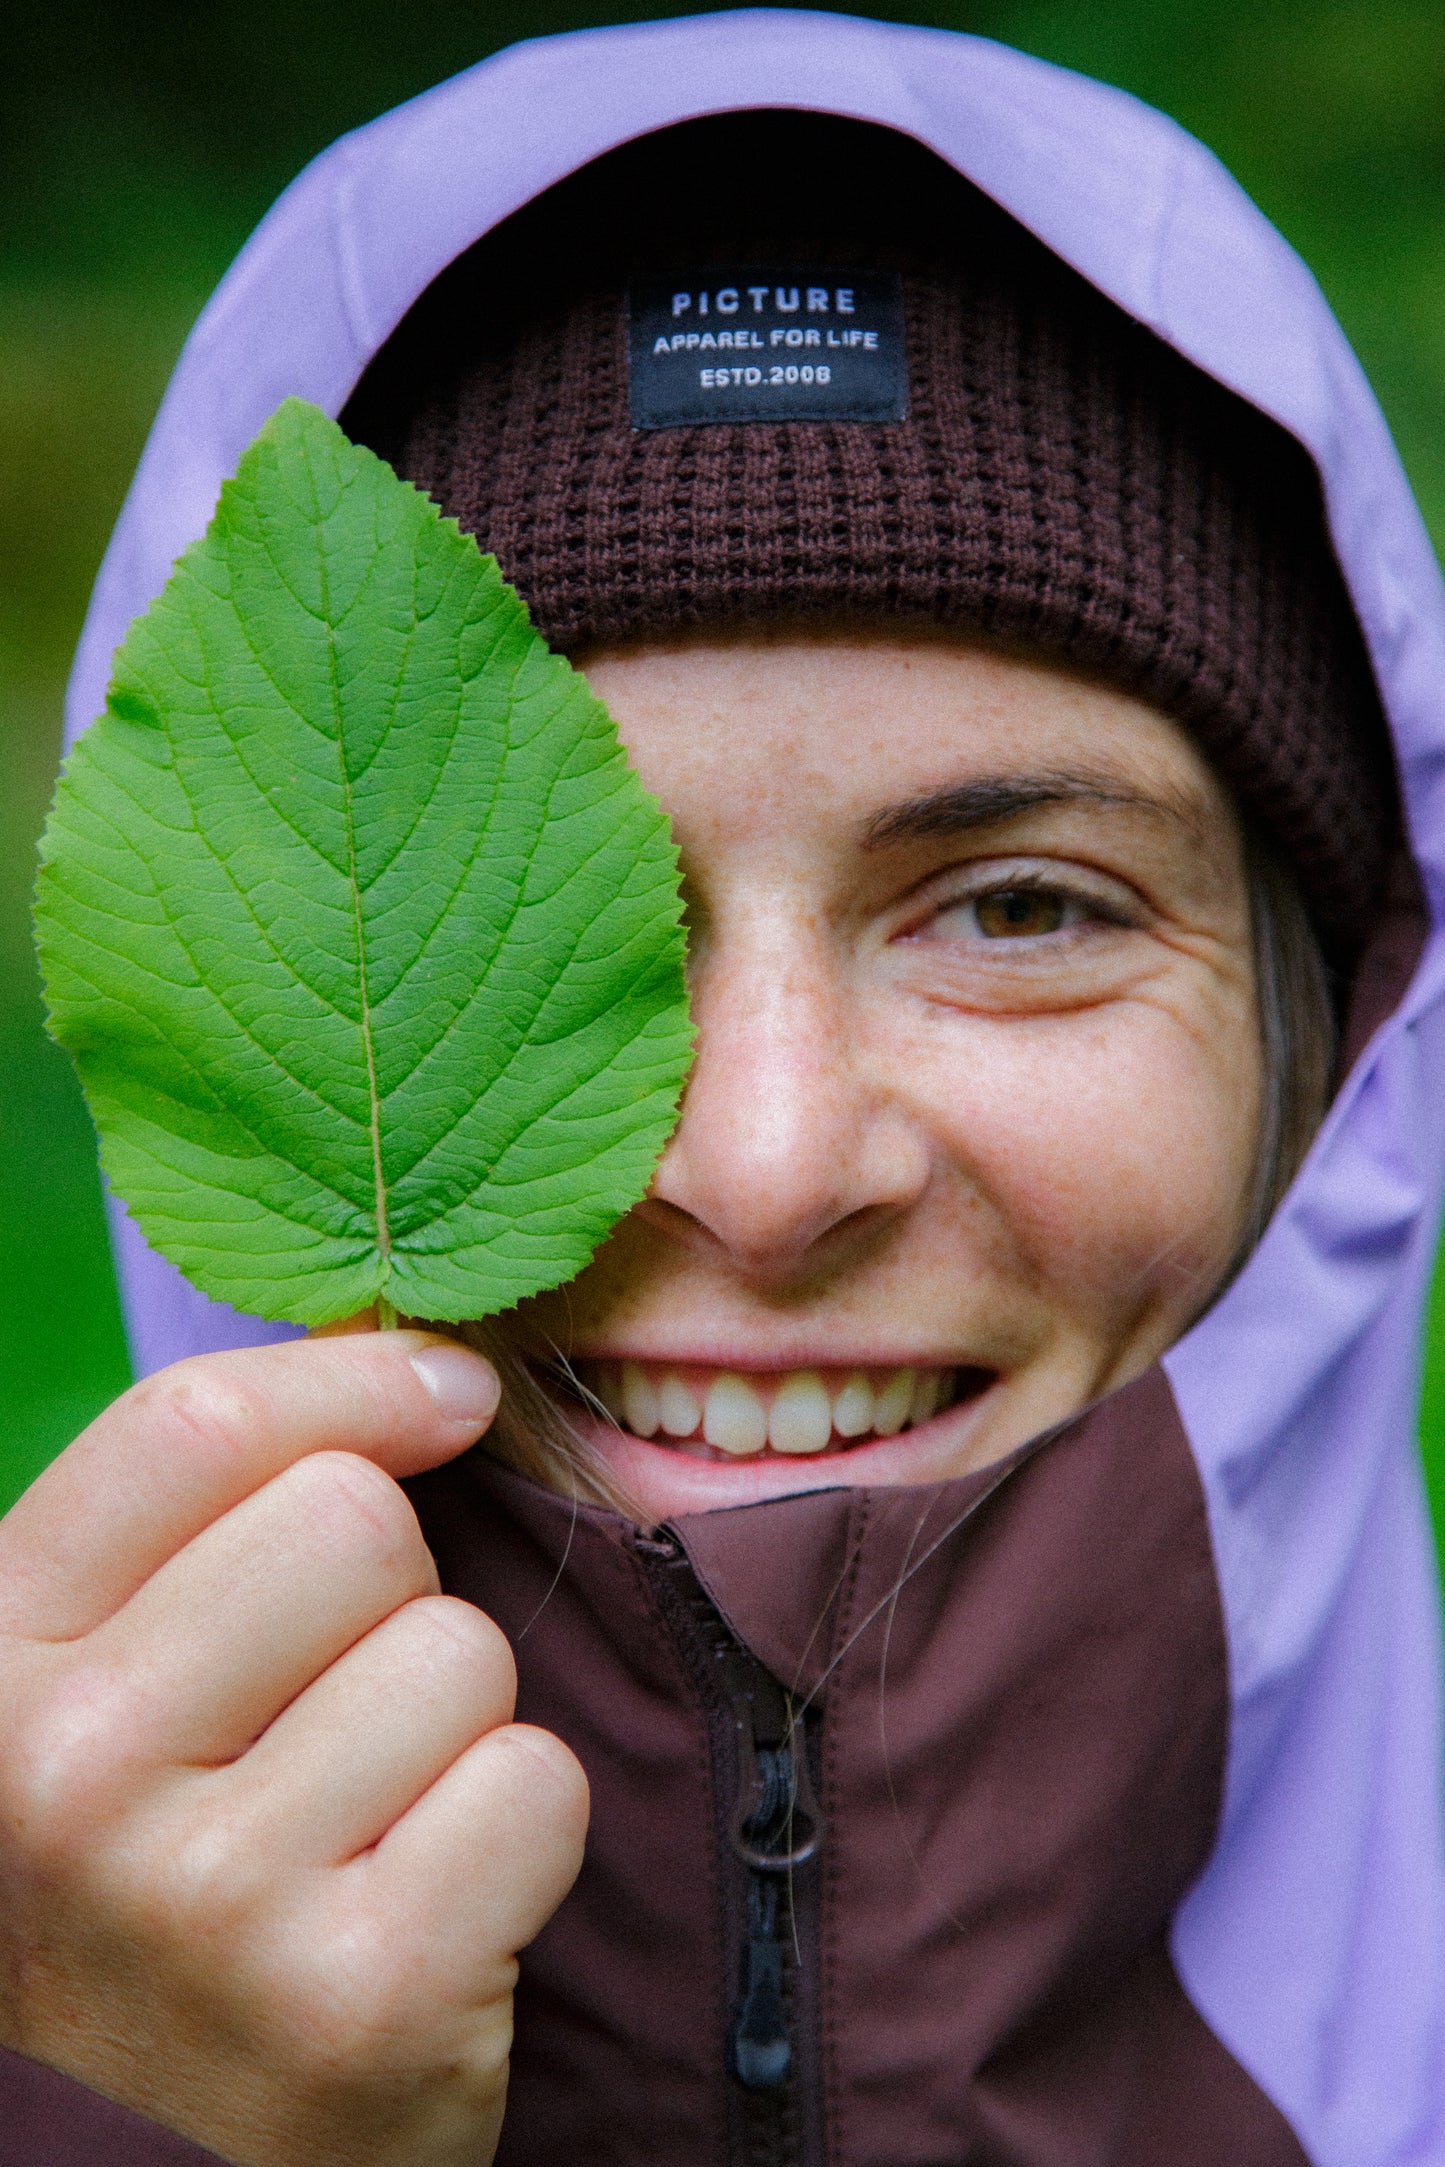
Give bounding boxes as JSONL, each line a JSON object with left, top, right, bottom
{"left": 0, "top": 1332, "right": 498, "bottom": 1641}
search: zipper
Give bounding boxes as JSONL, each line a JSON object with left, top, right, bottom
{"left": 727, "top": 1655, "right": 823, "bottom": 2097}
{"left": 637, "top": 1534, "right": 827, "bottom": 2167}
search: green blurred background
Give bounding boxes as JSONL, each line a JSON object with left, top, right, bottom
{"left": 4, "top": 0, "right": 1445, "bottom": 1518}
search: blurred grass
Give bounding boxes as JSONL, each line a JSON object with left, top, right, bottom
{"left": 2, "top": 0, "right": 1444, "bottom": 1517}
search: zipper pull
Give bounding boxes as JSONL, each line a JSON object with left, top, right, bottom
{"left": 726, "top": 1678, "right": 825, "bottom": 2092}
{"left": 729, "top": 1689, "right": 824, "bottom": 1872}
{"left": 729, "top": 1876, "right": 791, "bottom": 2090}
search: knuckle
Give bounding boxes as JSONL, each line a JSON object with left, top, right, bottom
{"left": 271, "top": 1916, "right": 433, "bottom": 2071}
{"left": 396, "top": 1596, "right": 517, "bottom": 1719}
{"left": 134, "top": 1358, "right": 267, "bottom": 1467}
{"left": 285, "top": 1453, "right": 432, "bottom": 1583}
{"left": 284, "top": 1927, "right": 513, "bottom": 2098}
{"left": 0, "top": 1669, "right": 144, "bottom": 1865}
{"left": 313, "top": 1969, "right": 415, "bottom": 2068}
{"left": 138, "top": 1799, "right": 256, "bottom": 1942}
{"left": 409, "top": 1595, "right": 515, "bottom": 1674}
{"left": 58, "top": 1810, "right": 264, "bottom": 1979}
{"left": 496, "top": 1724, "right": 591, "bottom": 1836}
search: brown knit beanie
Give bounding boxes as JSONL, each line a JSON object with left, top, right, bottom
{"left": 342, "top": 111, "right": 1397, "bottom": 961}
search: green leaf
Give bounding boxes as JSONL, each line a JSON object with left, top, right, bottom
{"left": 34, "top": 397, "right": 693, "bottom": 1328}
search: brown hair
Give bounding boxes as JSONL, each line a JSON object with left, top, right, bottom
{"left": 1244, "top": 832, "right": 1338, "bottom": 1244}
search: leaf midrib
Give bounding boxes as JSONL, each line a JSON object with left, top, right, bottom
{"left": 308, "top": 456, "right": 391, "bottom": 1268}
{"left": 116, "top": 567, "right": 658, "bottom": 1213}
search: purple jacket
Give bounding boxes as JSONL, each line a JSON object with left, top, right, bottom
{"left": 11, "top": 12, "right": 1445, "bottom": 2162}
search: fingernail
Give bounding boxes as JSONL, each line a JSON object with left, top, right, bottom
{"left": 409, "top": 1344, "right": 501, "bottom": 1428}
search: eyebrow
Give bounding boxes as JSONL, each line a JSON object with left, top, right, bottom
{"left": 862, "top": 770, "right": 1202, "bottom": 849}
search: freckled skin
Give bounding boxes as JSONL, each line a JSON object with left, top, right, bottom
{"left": 517, "top": 628, "right": 1263, "bottom": 1521}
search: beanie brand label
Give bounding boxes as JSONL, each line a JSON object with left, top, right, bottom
{"left": 628, "top": 270, "right": 906, "bottom": 427}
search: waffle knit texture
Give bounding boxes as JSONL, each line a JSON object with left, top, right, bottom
{"left": 342, "top": 112, "right": 1397, "bottom": 958}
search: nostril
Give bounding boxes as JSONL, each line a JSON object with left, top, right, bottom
{"left": 645, "top": 1117, "right": 929, "bottom": 1278}
{"left": 637, "top": 1196, "right": 708, "bottom": 1236}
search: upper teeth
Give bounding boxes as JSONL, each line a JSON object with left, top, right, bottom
{"left": 583, "top": 1362, "right": 953, "bottom": 1458}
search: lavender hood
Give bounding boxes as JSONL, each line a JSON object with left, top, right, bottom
{"left": 62, "top": 13, "right": 1445, "bottom": 2162}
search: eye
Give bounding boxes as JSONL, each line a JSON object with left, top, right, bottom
{"left": 920, "top": 882, "right": 1091, "bottom": 943}
{"left": 972, "top": 886, "right": 1069, "bottom": 938}
{"left": 895, "top": 859, "right": 1143, "bottom": 956}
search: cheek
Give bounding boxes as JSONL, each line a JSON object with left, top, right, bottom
{"left": 901, "top": 995, "right": 1262, "bottom": 1311}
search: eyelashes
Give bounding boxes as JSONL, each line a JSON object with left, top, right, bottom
{"left": 934, "top": 886, "right": 1082, "bottom": 941}
{"left": 898, "top": 862, "right": 1143, "bottom": 950}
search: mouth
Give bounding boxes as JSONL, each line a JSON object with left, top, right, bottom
{"left": 562, "top": 1359, "right": 995, "bottom": 1462}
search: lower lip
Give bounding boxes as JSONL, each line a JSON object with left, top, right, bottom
{"left": 563, "top": 1373, "right": 1001, "bottom": 1515}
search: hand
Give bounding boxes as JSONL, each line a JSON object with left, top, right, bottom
{"left": 0, "top": 1332, "right": 588, "bottom": 2167}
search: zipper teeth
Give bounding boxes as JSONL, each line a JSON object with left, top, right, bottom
{"left": 636, "top": 1535, "right": 822, "bottom": 2167}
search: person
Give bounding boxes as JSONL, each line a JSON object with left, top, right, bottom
{"left": 2, "top": 13, "right": 1444, "bottom": 2166}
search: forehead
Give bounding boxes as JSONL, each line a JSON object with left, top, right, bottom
{"left": 577, "top": 631, "right": 1232, "bottom": 842}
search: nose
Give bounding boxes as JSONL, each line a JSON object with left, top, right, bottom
{"left": 645, "top": 906, "right": 931, "bottom": 1281}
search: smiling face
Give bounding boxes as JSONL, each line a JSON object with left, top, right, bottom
{"left": 512, "top": 629, "right": 1264, "bottom": 1522}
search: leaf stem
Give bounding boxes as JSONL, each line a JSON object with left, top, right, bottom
{"left": 377, "top": 1295, "right": 399, "bottom": 1331}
